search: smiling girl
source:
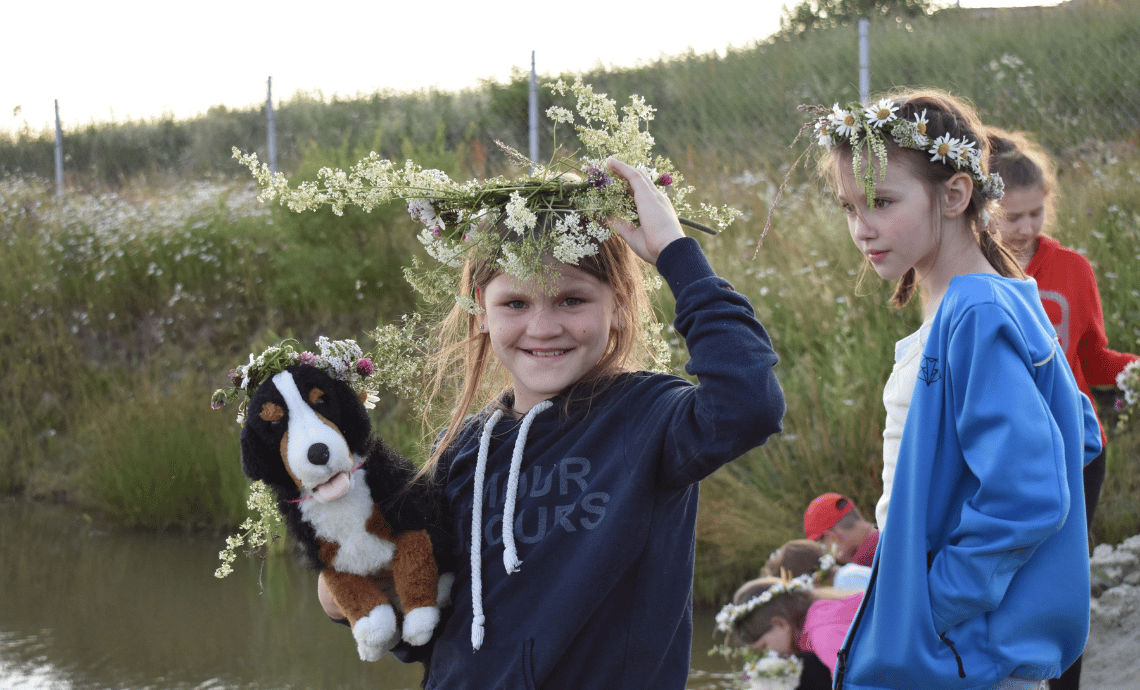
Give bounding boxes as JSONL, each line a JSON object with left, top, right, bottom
{"left": 324, "top": 158, "right": 786, "bottom": 689}
{"left": 804, "top": 90, "right": 1101, "bottom": 690}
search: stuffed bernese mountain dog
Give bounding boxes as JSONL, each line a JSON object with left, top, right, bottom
{"left": 240, "top": 363, "right": 453, "bottom": 661}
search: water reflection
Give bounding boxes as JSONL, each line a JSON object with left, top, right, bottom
{"left": 0, "top": 499, "right": 735, "bottom": 689}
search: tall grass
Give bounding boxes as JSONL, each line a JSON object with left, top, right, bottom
{"left": 3, "top": 2, "right": 1139, "bottom": 597}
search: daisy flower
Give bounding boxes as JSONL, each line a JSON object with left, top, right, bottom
{"left": 929, "top": 134, "right": 960, "bottom": 164}
{"left": 864, "top": 98, "right": 899, "bottom": 128}
{"left": 828, "top": 104, "right": 861, "bottom": 139}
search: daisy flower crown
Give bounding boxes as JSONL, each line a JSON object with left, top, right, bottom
{"left": 234, "top": 78, "right": 740, "bottom": 304}
{"left": 210, "top": 337, "right": 380, "bottom": 426}
{"left": 715, "top": 574, "right": 814, "bottom": 634}
{"left": 806, "top": 98, "right": 1005, "bottom": 207}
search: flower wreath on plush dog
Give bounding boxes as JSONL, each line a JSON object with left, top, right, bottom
{"left": 213, "top": 337, "right": 454, "bottom": 662}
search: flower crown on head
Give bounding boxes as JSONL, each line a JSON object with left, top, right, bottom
{"left": 210, "top": 337, "right": 380, "bottom": 425}
{"left": 715, "top": 573, "right": 814, "bottom": 634}
{"left": 806, "top": 97, "right": 1005, "bottom": 207}
{"left": 235, "top": 78, "right": 740, "bottom": 305}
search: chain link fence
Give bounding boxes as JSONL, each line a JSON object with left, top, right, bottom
{"left": 1, "top": 3, "right": 1137, "bottom": 185}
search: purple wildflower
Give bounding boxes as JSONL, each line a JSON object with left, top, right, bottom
{"left": 228, "top": 369, "right": 242, "bottom": 387}
{"left": 1115, "top": 398, "right": 1127, "bottom": 411}
{"left": 656, "top": 173, "right": 673, "bottom": 187}
{"left": 586, "top": 166, "right": 612, "bottom": 188}
{"left": 356, "top": 358, "right": 374, "bottom": 378}
{"left": 298, "top": 352, "right": 317, "bottom": 366}
{"left": 432, "top": 227, "right": 442, "bottom": 238}
{"left": 210, "top": 390, "right": 227, "bottom": 410}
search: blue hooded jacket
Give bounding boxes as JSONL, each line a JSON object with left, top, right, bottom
{"left": 409, "top": 238, "right": 786, "bottom": 689}
{"left": 836, "top": 274, "right": 1102, "bottom": 690}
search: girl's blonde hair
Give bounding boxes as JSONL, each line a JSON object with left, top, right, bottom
{"left": 824, "top": 88, "right": 1025, "bottom": 307}
{"left": 420, "top": 211, "right": 659, "bottom": 473}
{"left": 730, "top": 576, "right": 851, "bottom": 648}
{"left": 986, "top": 126, "right": 1059, "bottom": 233}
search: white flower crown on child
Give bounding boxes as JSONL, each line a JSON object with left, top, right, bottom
{"left": 234, "top": 78, "right": 740, "bottom": 305}
{"left": 805, "top": 98, "right": 1005, "bottom": 207}
{"left": 715, "top": 574, "right": 815, "bottom": 633}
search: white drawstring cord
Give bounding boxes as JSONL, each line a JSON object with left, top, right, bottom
{"left": 468, "top": 400, "right": 552, "bottom": 650}
{"left": 502, "top": 400, "right": 552, "bottom": 573}
{"left": 470, "top": 408, "right": 503, "bottom": 650}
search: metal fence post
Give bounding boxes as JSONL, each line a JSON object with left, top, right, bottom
{"left": 54, "top": 100, "right": 64, "bottom": 197}
{"left": 267, "top": 77, "right": 278, "bottom": 174}
{"left": 859, "top": 18, "right": 870, "bottom": 103}
{"left": 529, "top": 51, "right": 539, "bottom": 171}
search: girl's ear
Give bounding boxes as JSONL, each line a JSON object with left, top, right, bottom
{"left": 941, "top": 172, "right": 973, "bottom": 219}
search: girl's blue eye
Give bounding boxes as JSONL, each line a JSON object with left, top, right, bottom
{"left": 506, "top": 299, "right": 527, "bottom": 309}
{"left": 873, "top": 198, "right": 891, "bottom": 209}
{"left": 562, "top": 296, "right": 584, "bottom": 307}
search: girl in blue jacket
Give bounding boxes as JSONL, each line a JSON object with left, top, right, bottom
{"left": 322, "top": 159, "right": 786, "bottom": 689}
{"left": 804, "top": 90, "right": 1101, "bottom": 690}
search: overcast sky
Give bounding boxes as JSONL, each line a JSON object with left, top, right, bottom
{"left": 4, "top": 0, "right": 1058, "bottom": 135}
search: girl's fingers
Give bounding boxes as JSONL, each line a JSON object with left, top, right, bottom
{"left": 605, "top": 158, "right": 685, "bottom": 264}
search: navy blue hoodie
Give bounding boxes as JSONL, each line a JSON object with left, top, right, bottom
{"left": 413, "top": 238, "right": 784, "bottom": 689}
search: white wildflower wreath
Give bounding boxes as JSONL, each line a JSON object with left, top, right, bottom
{"left": 806, "top": 97, "right": 1005, "bottom": 207}
{"left": 1114, "top": 359, "right": 1140, "bottom": 430}
{"left": 234, "top": 78, "right": 740, "bottom": 302}
{"left": 741, "top": 650, "right": 804, "bottom": 690}
{"left": 715, "top": 574, "right": 815, "bottom": 634}
{"left": 210, "top": 337, "right": 381, "bottom": 426}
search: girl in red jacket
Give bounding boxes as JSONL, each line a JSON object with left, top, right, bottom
{"left": 987, "top": 127, "right": 1139, "bottom": 690}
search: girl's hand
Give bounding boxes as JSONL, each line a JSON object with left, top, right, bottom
{"left": 606, "top": 158, "right": 686, "bottom": 265}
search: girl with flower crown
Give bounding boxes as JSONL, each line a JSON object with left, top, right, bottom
{"left": 719, "top": 575, "right": 862, "bottom": 688}
{"left": 801, "top": 89, "right": 1101, "bottom": 690}
{"left": 318, "top": 158, "right": 786, "bottom": 689}
{"left": 985, "top": 126, "right": 1138, "bottom": 690}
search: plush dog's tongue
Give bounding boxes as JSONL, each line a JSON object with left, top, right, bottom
{"left": 314, "top": 472, "right": 350, "bottom": 502}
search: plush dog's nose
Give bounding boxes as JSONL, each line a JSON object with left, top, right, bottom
{"left": 308, "top": 443, "right": 330, "bottom": 465}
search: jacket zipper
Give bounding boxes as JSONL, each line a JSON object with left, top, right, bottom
{"left": 833, "top": 558, "right": 878, "bottom": 689}
{"left": 938, "top": 632, "right": 967, "bottom": 679}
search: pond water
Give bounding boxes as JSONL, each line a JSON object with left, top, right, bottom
{"left": 0, "top": 499, "right": 737, "bottom": 689}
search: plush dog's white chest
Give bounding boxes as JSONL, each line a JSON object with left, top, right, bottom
{"left": 300, "top": 473, "right": 396, "bottom": 575}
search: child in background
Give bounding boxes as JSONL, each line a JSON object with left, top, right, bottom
{"left": 803, "top": 90, "right": 1101, "bottom": 690}
{"left": 987, "top": 127, "right": 1139, "bottom": 690}
{"left": 721, "top": 575, "right": 863, "bottom": 686}
{"left": 321, "top": 159, "right": 786, "bottom": 689}
{"left": 763, "top": 539, "right": 871, "bottom": 592}
{"left": 802, "top": 493, "right": 878, "bottom": 566}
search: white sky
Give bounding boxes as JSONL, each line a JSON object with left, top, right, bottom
{"left": 4, "top": 0, "right": 1059, "bottom": 135}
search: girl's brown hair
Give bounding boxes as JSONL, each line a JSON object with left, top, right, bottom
{"left": 420, "top": 211, "right": 659, "bottom": 473}
{"left": 730, "top": 577, "right": 855, "bottom": 648}
{"left": 825, "top": 89, "right": 1024, "bottom": 307}
{"left": 986, "top": 126, "right": 1059, "bottom": 234}
{"left": 763, "top": 540, "right": 827, "bottom": 580}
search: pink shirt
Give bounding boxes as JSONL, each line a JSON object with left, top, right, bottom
{"left": 799, "top": 593, "right": 865, "bottom": 674}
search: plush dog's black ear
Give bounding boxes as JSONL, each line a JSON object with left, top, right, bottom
{"left": 239, "top": 381, "right": 296, "bottom": 489}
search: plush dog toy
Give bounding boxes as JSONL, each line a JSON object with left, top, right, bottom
{"left": 233, "top": 349, "right": 453, "bottom": 661}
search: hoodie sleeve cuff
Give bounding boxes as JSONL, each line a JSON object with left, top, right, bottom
{"left": 656, "top": 237, "right": 717, "bottom": 298}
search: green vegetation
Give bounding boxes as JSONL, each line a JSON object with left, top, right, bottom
{"left": 2, "top": 2, "right": 1138, "bottom": 603}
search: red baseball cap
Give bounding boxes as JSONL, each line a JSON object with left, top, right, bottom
{"left": 804, "top": 493, "right": 855, "bottom": 540}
